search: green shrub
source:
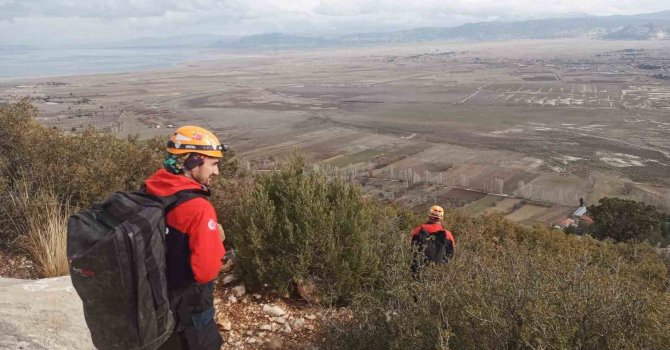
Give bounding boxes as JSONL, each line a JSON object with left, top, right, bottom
{"left": 588, "top": 197, "right": 664, "bottom": 244}
{"left": 0, "top": 99, "right": 164, "bottom": 207}
{"left": 323, "top": 212, "right": 670, "bottom": 349}
{"left": 229, "top": 153, "right": 413, "bottom": 305}
{"left": 0, "top": 100, "right": 167, "bottom": 249}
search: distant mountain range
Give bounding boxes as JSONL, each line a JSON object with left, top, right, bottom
{"left": 98, "top": 34, "right": 239, "bottom": 48}
{"left": 219, "top": 33, "right": 336, "bottom": 49}
{"left": 603, "top": 23, "right": 669, "bottom": 40}
{"left": 212, "top": 10, "right": 670, "bottom": 49}
{"left": 6, "top": 11, "right": 668, "bottom": 51}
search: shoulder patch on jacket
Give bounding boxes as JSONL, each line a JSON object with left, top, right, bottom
{"left": 207, "top": 219, "right": 217, "bottom": 230}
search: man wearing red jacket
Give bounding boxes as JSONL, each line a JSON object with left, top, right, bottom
{"left": 147, "top": 125, "right": 227, "bottom": 350}
{"left": 411, "top": 205, "right": 455, "bottom": 271}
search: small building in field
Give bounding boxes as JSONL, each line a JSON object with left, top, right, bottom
{"left": 552, "top": 198, "right": 594, "bottom": 232}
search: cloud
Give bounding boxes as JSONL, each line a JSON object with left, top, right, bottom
{"left": 0, "top": 0, "right": 668, "bottom": 45}
{"left": 2, "top": 0, "right": 668, "bottom": 21}
{"left": 1, "top": 0, "right": 223, "bottom": 19}
{"left": 312, "top": 0, "right": 669, "bottom": 20}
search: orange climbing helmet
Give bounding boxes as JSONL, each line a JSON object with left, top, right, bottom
{"left": 167, "top": 125, "right": 228, "bottom": 158}
{"left": 429, "top": 205, "right": 444, "bottom": 220}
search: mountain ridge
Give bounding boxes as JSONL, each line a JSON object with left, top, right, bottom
{"left": 212, "top": 10, "right": 670, "bottom": 49}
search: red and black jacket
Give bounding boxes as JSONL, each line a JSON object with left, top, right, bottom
{"left": 145, "top": 168, "right": 225, "bottom": 289}
{"left": 412, "top": 222, "right": 456, "bottom": 247}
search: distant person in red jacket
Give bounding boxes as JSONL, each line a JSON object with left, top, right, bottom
{"left": 411, "top": 205, "right": 455, "bottom": 273}
{"left": 147, "top": 125, "right": 227, "bottom": 350}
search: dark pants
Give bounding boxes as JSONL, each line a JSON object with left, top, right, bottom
{"left": 158, "top": 282, "right": 222, "bottom": 350}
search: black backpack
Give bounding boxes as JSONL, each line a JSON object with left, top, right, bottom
{"left": 411, "top": 227, "right": 454, "bottom": 273}
{"left": 67, "top": 189, "right": 202, "bottom": 350}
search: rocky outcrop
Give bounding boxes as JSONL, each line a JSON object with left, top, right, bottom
{"left": 0, "top": 277, "right": 94, "bottom": 350}
{"left": 0, "top": 272, "right": 331, "bottom": 350}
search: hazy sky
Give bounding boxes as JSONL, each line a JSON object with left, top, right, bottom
{"left": 1, "top": 0, "right": 669, "bottom": 46}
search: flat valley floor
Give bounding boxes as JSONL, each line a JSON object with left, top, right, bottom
{"left": 3, "top": 39, "right": 669, "bottom": 225}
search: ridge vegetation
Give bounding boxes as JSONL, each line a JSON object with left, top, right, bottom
{"left": 0, "top": 100, "right": 668, "bottom": 349}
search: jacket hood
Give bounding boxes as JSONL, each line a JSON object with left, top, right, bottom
{"left": 145, "top": 168, "right": 208, "bottom": 197}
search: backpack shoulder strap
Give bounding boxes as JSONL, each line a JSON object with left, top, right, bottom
{"left": 136, "top": 186, "right": 208, "bottom": 213}
{"left": 431, "top": 230, "right": 448, "bottom": 246}
{"left": 165, "top": 189, "right": 207, "bottom": 213}
{"left": 412, "top": 225, "right": 430, "bottom": 244}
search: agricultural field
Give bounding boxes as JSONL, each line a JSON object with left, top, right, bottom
{"left": 2, "top": 39, "right": 669, "bottom": 224}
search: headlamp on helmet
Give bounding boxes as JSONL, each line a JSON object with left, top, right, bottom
{"left": 167, "top": 125, "right": 227, "bottom": 158}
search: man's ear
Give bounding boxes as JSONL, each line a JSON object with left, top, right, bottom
{"left": 184, "top": 154, "right": 205, "bottom": 170}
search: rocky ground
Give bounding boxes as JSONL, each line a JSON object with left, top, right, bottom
{"left": 214, "top": 264, "right": 337, "bottom": 350}
{"left": 0, "top": 250, "right": 38, "bottom": 279}
{"left": 0, "top": 251, "right": 338, "bottom": 350}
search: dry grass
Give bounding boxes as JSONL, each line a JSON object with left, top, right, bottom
{"left": 5, "top": 180, "right": 72, "bottom": 277}
{"left": 23, "top": 200, "right": 71, "bottom": 278}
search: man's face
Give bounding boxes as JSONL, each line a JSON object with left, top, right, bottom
{"left": 189, "top": 156, "right": 220, "bottom": 186}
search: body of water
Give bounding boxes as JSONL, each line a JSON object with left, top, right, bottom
{"left": 0, "top": 47, "right": 212, "bottom": 79}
